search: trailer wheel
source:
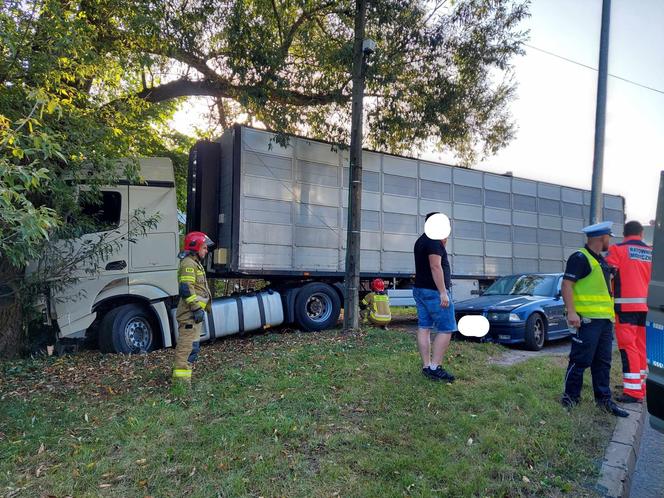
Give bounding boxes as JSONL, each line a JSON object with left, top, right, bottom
{"left": 98, "top": 304, "right": 156, "bottom": 354}
{"left": 294, "top": 283, "right": 341, "bottom": 332}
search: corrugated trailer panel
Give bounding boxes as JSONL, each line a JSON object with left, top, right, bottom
{"left": 212, "top": 126, "right": 625, "bottom": 278}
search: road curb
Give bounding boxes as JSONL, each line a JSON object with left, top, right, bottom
{"left": 596, "top": 402, "right": 647, "bottom": 497}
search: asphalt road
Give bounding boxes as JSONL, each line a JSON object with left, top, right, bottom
{"left": 630, "top": 415, "right": 664, "bottom": 498}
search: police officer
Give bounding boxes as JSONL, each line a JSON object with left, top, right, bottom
{"left": 172, "top": 231, "right": 213, "bottom": 385}
{"left": 606, "top": 221, "right": 652, "bottom": 403}
{"left": 561, "top": 221, "right": 629, "bottom": 417}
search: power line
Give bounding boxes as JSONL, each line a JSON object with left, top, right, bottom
{"left": 523, "top": 43, "right": 664, "bottom": 96}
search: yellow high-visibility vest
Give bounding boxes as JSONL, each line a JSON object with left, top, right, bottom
{"left": 572, "top": 248, "right": 615, "bottom": 320}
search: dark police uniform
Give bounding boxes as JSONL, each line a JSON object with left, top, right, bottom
{"left": 562, "top": 244, "right": 615, "bottom": 403}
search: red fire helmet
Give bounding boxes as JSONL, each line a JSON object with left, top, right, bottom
{"left": 183, "top": 231, "right": 214, "bottom": 252}
{"left": 371, "top": 278, "right": 385, "bottom": 292}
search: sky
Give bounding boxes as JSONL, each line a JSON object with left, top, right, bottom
{"left": 456, "top": 0, "right": 664, "bottom": 224}
{"left": 171, "top": 0, "right": 664, "bottom": 224}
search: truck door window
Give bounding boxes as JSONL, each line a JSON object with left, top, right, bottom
{"left": 79, "top": 190, "right": 122, "bottom": 234}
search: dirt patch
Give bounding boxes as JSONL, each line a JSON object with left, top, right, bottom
{"left": 488, "top": 340, "right": 570, "bottom": 366}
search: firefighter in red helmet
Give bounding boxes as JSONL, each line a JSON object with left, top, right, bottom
{"left": 360, "top": 278, "right": 392, "bottom": 330}
{"left": 172, "top": 231, "right": 213, "bottom": 386}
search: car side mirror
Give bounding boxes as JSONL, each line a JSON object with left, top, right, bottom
{"left": 555, "top": 291, "right": 562, "bottom": 300}
{"left": 471, "top": 289, "right": 481, "bottom": 295}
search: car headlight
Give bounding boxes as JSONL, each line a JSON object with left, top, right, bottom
{"left": 487, "top": 312, "right": 510, "bottom": 321}
{"left": 509, "top": 313, "right": 522, "bottom": 322}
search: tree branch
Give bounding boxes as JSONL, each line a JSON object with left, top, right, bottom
{"left": 132, "top": 78, "right": 348, "bottom": 107}
{"left": 270, "top": 0, "right": 284, "bottom": 46}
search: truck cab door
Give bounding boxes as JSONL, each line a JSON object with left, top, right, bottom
{"left": 54, "top": 186, "right": 130, "bottom": 338}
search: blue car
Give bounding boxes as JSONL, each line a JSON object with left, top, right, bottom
{"left": 454, "top": 273, "right": 572, "bottom": 350}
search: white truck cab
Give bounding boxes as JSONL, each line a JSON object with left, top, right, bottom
{"left": 51, "top": 158, "right": 179, "bottom": 351}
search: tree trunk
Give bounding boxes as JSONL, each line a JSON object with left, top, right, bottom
{"left": 0, "top": 300, "right": 23, "bottom": 359}
{"left": 0, "top": 266, "right": 25, "bottom": 358}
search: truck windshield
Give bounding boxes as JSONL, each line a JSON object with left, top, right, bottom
{"left": 483, "top": 274, "right": 557, "bottom": 297}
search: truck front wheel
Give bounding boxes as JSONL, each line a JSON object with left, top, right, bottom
{"left": 98, "top": 304, "right": 156, "bottom": 354}
{"left": 294, "top": 283, "right": 341, "bottom": 332}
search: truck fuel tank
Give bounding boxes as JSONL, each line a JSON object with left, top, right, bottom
{"left": 172, "top": 290, "right": 285, "bottom": 341}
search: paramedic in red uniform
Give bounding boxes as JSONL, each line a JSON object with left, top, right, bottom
{"left": 606, "top": 221, "right": 652, "bottom": 403}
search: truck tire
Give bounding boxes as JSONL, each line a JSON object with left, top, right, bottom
{"left": 524, "top": 313, "right": 546, "bottom": 351}
{"left": 294, "top": 283, "right": 341, "bottom": 332}
{"left": 97, "top": 304, "right": 156, "bottom": 354}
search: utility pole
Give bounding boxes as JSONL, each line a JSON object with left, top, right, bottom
{"left": 590, "top": 0, "right": 611, "bottom": 224}
{"left": 343, "top": 0, "right": 370, "bottom": 332}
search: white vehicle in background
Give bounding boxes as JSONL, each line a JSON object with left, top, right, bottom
{"left": 44, "top": 125, "right": 626, "bottom": 354}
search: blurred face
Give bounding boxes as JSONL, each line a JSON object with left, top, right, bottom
{"left": 197, "top": 244, "right": 209, "bottom": 260}
{"left": 602, "top": 234, "right": 610, "bottom": 252}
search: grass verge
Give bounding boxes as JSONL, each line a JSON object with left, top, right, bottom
{"left": 1, "top": 328, "right": 620, "bottom": 497}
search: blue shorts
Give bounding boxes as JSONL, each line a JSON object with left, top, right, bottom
{"left": 413, "top": 287, "right": 457, "bottom": 334}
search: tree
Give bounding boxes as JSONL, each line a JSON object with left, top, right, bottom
{"left": 107, "top": 0, "right": 529, "bottom": 161}
{"left": 0, "top": 0, "right": 186, "bottom": 356}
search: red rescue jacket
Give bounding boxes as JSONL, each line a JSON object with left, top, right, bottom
{"left": 606, "top": 236, "right": 652, "bottom": 313}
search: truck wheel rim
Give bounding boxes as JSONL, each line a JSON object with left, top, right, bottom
{"left": 125, "top": 318, "right": 152, "bottom": 351}
{"left": 306, "top": 293, "right": 333, "bottom": 323}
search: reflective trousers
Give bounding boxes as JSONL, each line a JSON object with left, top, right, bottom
{"left": 616, "top": 312, "right": 647, "bottom": 399}
{"left": 172, "top": 322, "right": 202, "bottom": 382}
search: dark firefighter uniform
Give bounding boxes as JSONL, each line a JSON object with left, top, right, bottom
{"left": 173, "top": 252, "right": 211, "bottom": 383}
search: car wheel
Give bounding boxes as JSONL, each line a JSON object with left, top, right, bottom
{"left": 294, "top": 283, "right": 341, "bottom": 332}
{"left": 98, "top": 304, "right": 156, "bottom": 354}
{"left": 524, "top": 313, "right": 546, "bottom": 351}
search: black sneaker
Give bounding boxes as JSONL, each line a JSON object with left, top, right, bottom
{"left": 598, "top": 400, "right": 630, "bottom": 417}
{"left": 433, "top": 366, "right": 455, "bottom": 383}
{"left": 422, "top": 367, "right": 439, "bottom": 381}
{"left": 616, "top": 393, "right": 643, "bottom": 404}
{"left": 560, "top": 394, "right": 579, "bottom": 409}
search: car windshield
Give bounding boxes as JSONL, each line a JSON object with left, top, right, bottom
{"left": 483, "top": 274, "right": 558, "bottom": 297}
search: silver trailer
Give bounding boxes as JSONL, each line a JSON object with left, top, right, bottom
{"left": 44, "top": 125, "right": 627, "bottom": 353}
{"left": 189, "top": 125, "right": 625, "bottom": 280}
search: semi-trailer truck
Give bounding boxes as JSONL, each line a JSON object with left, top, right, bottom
{"left": 44, "top": 125, "right": 626, "bottom": 354}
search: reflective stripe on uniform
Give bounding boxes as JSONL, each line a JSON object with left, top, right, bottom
{"left": 179, "top": 275, "right": 196, "bottom": 283}
{"left": 172, "top": 369, "right": 192, "bottom": 378}
{"left": 624, "top": 382, "right": 642, "bottom": 390}
{"left": 185, "top": 294, "right": 199, "bottom": 303}
{"left": 614, "top": 297, "right": 648, "bottom": 304}
{"left": 623, "top": 372, "right": 641, "bottom": 379}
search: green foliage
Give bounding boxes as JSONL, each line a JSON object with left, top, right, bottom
{"left": 109, "top": 0, "right": 529, "bottom": 161}
{"left": 0, "top": 3, "right": 179, "bottom": 277}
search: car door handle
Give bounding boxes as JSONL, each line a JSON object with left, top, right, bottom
{"left": 105, "top": 260, "right": 127, "bottom": 271}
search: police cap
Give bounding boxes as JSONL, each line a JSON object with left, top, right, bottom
{"left": 581, "top": 221, "right": 614, "bottom": 238}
